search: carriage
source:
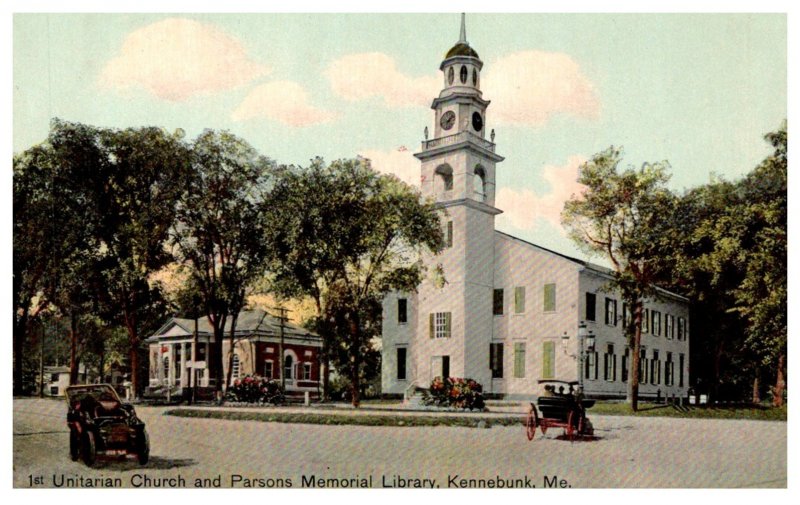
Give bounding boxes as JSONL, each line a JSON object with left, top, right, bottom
{"left": 525, "top": 380, "right": 595, "bottom": 441}
{"left": 66, "top": 384, "right": 149, "bottom": 466}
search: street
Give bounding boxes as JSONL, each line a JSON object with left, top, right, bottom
{"left": 13, "top": 398, "right": 786, "bottom": 488}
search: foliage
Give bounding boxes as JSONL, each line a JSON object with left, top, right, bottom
{"left": 265, "top": 158, "right": 444, "bottom": 406}
{"left": 422, "top": 377, "right": 486, "bottom": 411}
{"left": 225, "top": 375, "right": 285, "bottom": 405}
{"left": 171, "top": 130, "right": 276, "bottom": 391}
{"left": 562, "top": 147, "right": 676, "bottom": 410}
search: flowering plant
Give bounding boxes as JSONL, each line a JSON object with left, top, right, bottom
{"left": 226, "top": 375, "right": 285, "bottom": 404}
{"left": 422, "top": 376, "right": 485, "bottom": 410}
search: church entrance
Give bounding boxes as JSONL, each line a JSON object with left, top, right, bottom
{"left": 430, "top": 355, "right": 450, "bottom": 381}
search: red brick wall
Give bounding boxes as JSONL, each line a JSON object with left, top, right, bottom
{"left": 255, "top": 342, "right": 320, "bottom": 383}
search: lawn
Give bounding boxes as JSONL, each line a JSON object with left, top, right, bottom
{"left": 164, "top": 408, "right": 523, "bottom": 428}
{"left": 589, "top": 401, "right": 787, "bottom": 421}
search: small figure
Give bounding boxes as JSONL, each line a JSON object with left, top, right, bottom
{"left": 541, "top": 385, "right": 555, "bottom": 397}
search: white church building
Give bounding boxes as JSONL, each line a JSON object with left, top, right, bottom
{"left": 381, "top": 16, "right": 690, "bottom": 400}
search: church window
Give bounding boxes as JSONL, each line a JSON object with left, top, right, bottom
{"left": 473, "top": 167, "right": 486, "bottom": 201}
{"left": 514, "top": 286, "right": 526, "bottom": 313}
{"left": 543, "top": 283, "right": 556, "bottom": 312}
{"left": 651, "top": 310, "right": 661, "bottom": 336}
{"left": 605, "top": 298, "right": 617, "bottom": 325}
{"left": 398, "top": 298, "right": 407, "bottom": 324}
{"left": 429, "top": 312, "right": 452, "bottom": 339}
{"left": 650, "top": 350, "right": 660, "bottom": 385}
{"left": 448, "top": 66, "right": 454, "bottom": 85}
{"left": 490, "top": 343, "right": 503, "bottom": 378}
{"left": 665, "top": 352, "right": 674, "bottom": 386}
{"left": 604, "top": 343, "right": 617, "bottom": 381}
{"left": 460, "top": 65, "right": 468, "bottom": 83}
{"left": 472, "top": 68, "right": 478, "bottom": 86}
{"left": 493, "top": 288, "right": 504, "bottom": 315}
{"left": 542, "top": 341, "right": 555, "bottom": 379}
{"left": 445, "top": 221, "right": 453, "bottom": 248}
{"left": 397, "top": 347, "right": 407, "bottom": 380}
{"left": 585, "top": 350, "right": 598, "bottom": 380}
{"left": 585, "top": 292, "right": 596, "bottom": 321}
{"left": 513, "top": 343, "right": 526, "bottom": 378}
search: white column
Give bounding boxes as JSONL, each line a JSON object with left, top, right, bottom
{"left": 169, "top": 343, "right": 176, "bottom": 386}
{"left": 180, "top": 342, "right": 187, "bottom": 387}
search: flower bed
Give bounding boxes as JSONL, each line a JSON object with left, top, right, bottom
{"left": 421, "top": 377, "right": 486, "bottom": 411}
{"left": 226, "top": 375, "right": 285, "bottom": 405}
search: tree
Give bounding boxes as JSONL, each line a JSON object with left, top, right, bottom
{"left": 171, "top": 130, "right": 275, "bottom": 395}
{"left": 562, "top": 147, "right": 676, "bottom": 411}
{"left": 266, "top": 158, "right": 444, "bottom": 406}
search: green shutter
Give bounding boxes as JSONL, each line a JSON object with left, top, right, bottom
{"left": 542, "top": 341, "right": 555, "bottom": 378}
{"left": 445, "top": 312, "right": 451, "bottom": 338}
{"left": 429, "top": 313, "right": 434, "bottom": 338}
{"left": 514, "top": 286, "right": 526, "bottom": 313}
{"left": 514, "top": 343, "right": 526, "bottom": 378}
{"left": 544, "top": 284, "right": 556, "bottom": 312}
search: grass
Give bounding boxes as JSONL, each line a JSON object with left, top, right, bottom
{"left": 164, "top": 408, "right": 523, "bottom": 429}
{"left": 589, "top": 401, "right": 787, "bottom": 421}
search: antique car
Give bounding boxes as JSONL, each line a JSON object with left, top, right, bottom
{"left": 525, "top": 379, "right": 595, "bottom": 441}
{"left": 66, "top": 384, "right": 149, "bottom": 466}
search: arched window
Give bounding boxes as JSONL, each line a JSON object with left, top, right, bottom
{"left": 474, "top": 167, "right": 486, "bottom": 201}
{"left": 460, "top": 65, "right": 468, "bottom": 83}
{"left": 472, "top": 68, "right": 478, "bottom": 87}
{"left": 435, "top": 164, "right": 453, "bottom": 195}
{"left": 284, "top": 355, "right": 294, "bottom": 380}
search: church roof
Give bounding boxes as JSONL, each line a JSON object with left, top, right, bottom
{"left": 445, "top": 42, "right": 480, "bottom": 60}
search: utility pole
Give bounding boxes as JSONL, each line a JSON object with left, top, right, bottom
{"left": 272, "top": 306, "right": 291, "bottom": 390}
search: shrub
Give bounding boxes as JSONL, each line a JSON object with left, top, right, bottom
{"left": 226, "top": 375, "right": 285, "bottom": 405}
{"left": 422, "top": 376, "right": 485, "bottom": 410}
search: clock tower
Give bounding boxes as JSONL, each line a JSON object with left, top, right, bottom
{"left": 414, "top": 13, "right": 504, "bottom": 387}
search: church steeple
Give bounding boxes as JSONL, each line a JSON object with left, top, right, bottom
{"left": 459, "top": 12, "right": 467, "bottom": 43}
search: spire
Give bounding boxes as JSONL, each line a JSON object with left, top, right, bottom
{"left": 459, "top": 13, "right": 467, "bottom": 44}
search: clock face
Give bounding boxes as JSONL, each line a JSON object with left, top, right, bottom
{"left": 472, "top": 112, "right": 483, "bottom": 132}
{"left": 440, "top": 111, "right": 456, "bottom": 131}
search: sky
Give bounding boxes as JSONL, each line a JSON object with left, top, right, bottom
{"left": 11, "top": 11, "right": 787, "bottom": 260}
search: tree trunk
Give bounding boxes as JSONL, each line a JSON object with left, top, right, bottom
{"left": 627, "top": 301, "right": 642, "bottom": 412}
{"left": 349, "top": 316, "right": 361, "bottom": 408}
{"left": 772, "top": 354, "right": 785, "bottom": 407}
{"left": 224, "top": 315, "right": 240, "bottom": 392}
{"left": 13, "top": 304, "right": 29, "bottom": 396}
{"left": 752, "top": 375, "right": 760, "bottom": 404}
{"left": 69, "top": 312, "right": 80, "bottom": 385}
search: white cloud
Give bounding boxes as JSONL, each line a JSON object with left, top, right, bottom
{"left": 357, "top": 147, "right": 420, "bottom": 187}
{"left": 232, "top": 81, "right": 337, "bottom": 127}
{"left": 98, "top": 18, "right": 269, "bottom": 101}
{"left": 496, "top": 155, "right": 587, "bottom": 231}
{"left": 483, "top": 51, "right": 600, "bottom": 126}
{"left": 326, "top": 52, "right": 439, "bottom": 108}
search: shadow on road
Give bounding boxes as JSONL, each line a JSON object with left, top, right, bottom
{"left": 90, "top": 456, "right": 196, "bottom": 471}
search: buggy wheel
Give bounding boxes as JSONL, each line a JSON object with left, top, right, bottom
{"left": 81, "top": 431, "right": 96, "bottom": 467}
{"left": 137, "top": 429, "right": 150, "bottom": 465}
{"left": 69, "top": 428, "right": 80, "bottom": 461}
{"left": 526, "top": 404, "right": 538, "bottom": 441}
{"left": 565, "top": 411, "right": 575, "bottom": 441}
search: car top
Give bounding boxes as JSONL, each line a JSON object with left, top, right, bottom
{"left": 65, "top": 384, "right": 121, "bottom": 403}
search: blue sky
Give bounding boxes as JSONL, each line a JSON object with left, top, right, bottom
{"left": 12, "top": 12, "right": 787, "bottom": 259}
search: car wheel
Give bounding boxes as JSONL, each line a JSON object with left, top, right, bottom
{"left": 137, "top": 429, "right": 150, "bottom": 465}
{"left": 69, "top": 429, "right": 80, "bottom": 461}
{"left": 82, "top": 431, "right": 96, "bottom": 467}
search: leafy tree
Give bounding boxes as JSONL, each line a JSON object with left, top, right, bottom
{"left": 667, "top": 124, "right": 786, "bottom": 404}
{"left": 562, "top": 147, "right": 676, "bottom": 411}
{"left": 171, "top": 130, "right": 275, "bottom": 395}
{"left": 266, "top": 158, "right": 443, "bottom": 406}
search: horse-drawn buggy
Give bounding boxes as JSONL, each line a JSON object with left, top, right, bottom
{"left": 526, "top": 380, "right": 595, "bottom": 441}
